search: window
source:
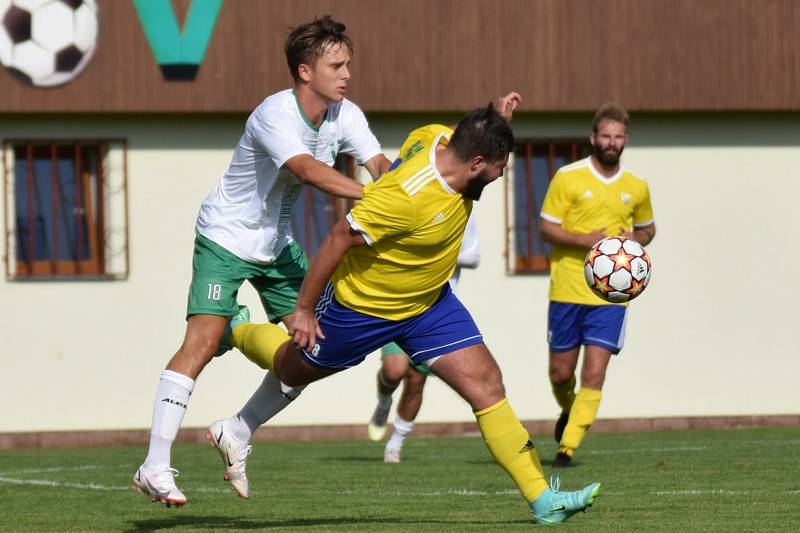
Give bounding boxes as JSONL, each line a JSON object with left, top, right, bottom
{"left": 290, "top": 154, "right": 358, "bottom": 257}
{"left": 3, "top": 140, "right": 129, "bottom": 280}
{"left": 506, "top": 140, "right": 591, "bottom": 273}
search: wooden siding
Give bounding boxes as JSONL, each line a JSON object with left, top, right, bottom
{"left": 1, "top": 0, "right": 799, "bottom": 113}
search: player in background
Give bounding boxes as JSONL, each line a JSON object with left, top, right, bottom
{"left": 215, "top": 102, "right": 602, "bottom": 525}
{"left": 368, "top": 208, "right": 480, "bottom": 464}
{"left": 539, "top": 102, "right": 656, "bottom": 467}
{"left": 132, "top": 16, "right": 392, "bottom": 506}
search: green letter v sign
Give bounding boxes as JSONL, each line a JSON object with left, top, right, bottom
{"left": 133, "top": 0, "right": 224, "bottom": 80}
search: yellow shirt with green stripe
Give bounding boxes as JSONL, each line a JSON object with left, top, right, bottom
{"left": 334, "top": 124, "right": 470, "bottom": 320}
{"left": 541, "top": 157, "right": 654, "bottom": 305}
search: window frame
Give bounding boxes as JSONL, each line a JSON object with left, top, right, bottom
{"left": 2, "top": 138, "right": 130, "bottom": 281}
{"left": 506, "top": 139, "right": 591, "bottom": 274}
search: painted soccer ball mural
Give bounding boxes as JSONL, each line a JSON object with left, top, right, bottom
{"left": 0, "top": 0, "right": 98, "bottom": 87}
{"left": 584, "top": 236, "right": 652, "bottom": 303}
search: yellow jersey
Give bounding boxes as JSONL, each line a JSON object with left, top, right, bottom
{"left": 540, "top": 157, "right": 654, "bottom": 305}
{"left": 332, "top": 124, "right": 471, "bottom": 320}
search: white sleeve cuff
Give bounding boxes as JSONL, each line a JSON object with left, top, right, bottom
{"left": 346, "top": 212, "right": 375, "bottom": 245}
{"left": 357, "top": 148, "right": 384, "bottom": 167}
{"left": 275, "top": 149, "right": 314, "bottom": 172}
{"left": 540, "top": 212, "right": 563, "bottom": 224}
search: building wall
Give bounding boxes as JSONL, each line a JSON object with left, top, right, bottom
{"left": 1, "top": 112, "right": 799, "bottom": 433}
{"left": 3, "top": 0, "right": 800, "bottom": 112}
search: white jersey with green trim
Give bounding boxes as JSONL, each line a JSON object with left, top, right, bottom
{"left": 196, "top": 89, "right": 382, "bottom": 264}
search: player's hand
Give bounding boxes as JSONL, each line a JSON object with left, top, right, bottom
{"left": 495, "top": 92, "right": 522, "bottom": 121}
{"left": 620, "top": 230, "right": 635, "bottom": 240}
{"left": 288, "top": 308, "right": 325, "bottom": 352}
{"left": 582, "top": 228, "right": 606, "bottom": 249}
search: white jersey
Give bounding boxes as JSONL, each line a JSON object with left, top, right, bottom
{"left": 196, "top": 89, "right": 382, "bottom": 263}
{"left": 449, "top": 212, "right": 480, "bottom": 288}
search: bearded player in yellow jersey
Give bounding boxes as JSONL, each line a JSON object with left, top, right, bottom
{"left": 217, "top": 101, "right": 602, "bottom": 524}
{"left": 540, "top": 103, "right": 656, "bottom": 467}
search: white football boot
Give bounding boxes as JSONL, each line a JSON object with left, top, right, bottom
{"left": 383, "top": 447, "right": 402, "bottom": 463}
{"left": 207, "top": 418, "right": 253, "bottom": 499}
{"left": 367, "top": 396, "right": 393, "bottom": 441}
{"left": 131, "top": 464, "right": 187, "bottom": 507}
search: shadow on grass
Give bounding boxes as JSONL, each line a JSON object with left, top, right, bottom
{"left": 540, "top": 458, "right": 580, "bottom": 468}
{"left": 126, "top": 515, "right": 530, "bottom": 531}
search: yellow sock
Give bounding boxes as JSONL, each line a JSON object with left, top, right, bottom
{"left": 560, "top": 387, "right": 602, "bottom": 456}
{"left": 230, "top": 323, "right": 290, "bottom": 371}
{"left": 551, "top": 374, "right": 576, "bottom": 413}
{"left": 475, "top": 398, "right": 548, "bottom": 502}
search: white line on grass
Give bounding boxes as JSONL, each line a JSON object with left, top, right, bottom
{"left": 0, "top": 475, "right": 129, "bottom": 491}
{"left": 584, "top": 446, "right": 707, "bottom": 455}
{"left": 0, "top": 475, "right": 233, "bottom": 494}
{"left": 4, "top": 465, "right": 104, "bottom": 475}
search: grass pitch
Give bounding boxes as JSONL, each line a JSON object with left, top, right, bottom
{"left": 0, "top": 427, "right": 798, "bottom": 532}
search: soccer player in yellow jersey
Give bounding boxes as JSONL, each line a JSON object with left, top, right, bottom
{"left": 219, "top": 102, "right": 602, "bottom": 524}
{"left": 539, "top": 102, "right": 656, "bottom": 467}
{"left": 367, "top": 124, "right": 481, "bottom": 464}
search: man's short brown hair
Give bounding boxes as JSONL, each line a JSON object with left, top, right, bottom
{"left": 285, "top": 15, "right": 353, "bottom": 83}
{"left": 592, "top": 102, "right": 629, "bottom": 133}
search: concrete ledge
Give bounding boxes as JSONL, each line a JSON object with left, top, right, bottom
{"left": 1, "top": 415, "right": 797, "bottom": 450}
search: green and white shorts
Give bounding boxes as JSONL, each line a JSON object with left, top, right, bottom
{"left": 186, "top": 233, "right": 308, "bottom": 322}
{"left": 381, "top": 342, "right": 431, "bottom": 376}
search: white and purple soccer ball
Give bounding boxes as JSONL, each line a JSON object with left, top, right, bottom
{"left": 584, "top": 236, "right": 652, "bottom": 303}
{"left": 0, "top": 0, "right": 98, "bottom": 87}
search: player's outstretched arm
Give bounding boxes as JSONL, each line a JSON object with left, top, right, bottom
{"left": 290, "top": 218, "right": 366, "bottom": 350}
{"left": 285, "top": 154, "right": 364, "bottom": 199}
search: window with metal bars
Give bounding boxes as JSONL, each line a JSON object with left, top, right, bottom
{"left": 290, "top": 154, "right": 358, "bottom": 258}
{"left": 506, "top": 140, "right": 591, "bottom": 273}
{"left": 3, "top": 140, "right": 129, "bottom": 279}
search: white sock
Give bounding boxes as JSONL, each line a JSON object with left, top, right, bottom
{"left": 145, "top": 370, "right": 194, "bottom": 467}
{"left": 385, "top": 415, "right": 414, "bottom": 452}
{"left": 235, "top": 372, "right": 305, "bottom": 441}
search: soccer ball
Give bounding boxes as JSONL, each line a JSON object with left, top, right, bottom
{"left": 584, "top": 236, "right": 652, "bottom": 303}
{"left": 0, "top": 0, "right": 99, "bottom": 87}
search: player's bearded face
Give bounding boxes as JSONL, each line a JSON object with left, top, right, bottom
{"left": 463, "top": 170, "right": 492, "bottom": 200}
{"left": 594, "top": 139, "right": 625, "bottom": 167}
{"left": 592, "top": 119, "right": 627, "bottom": 168}
{"left": 463, "top": 157, "right": 506, "bottom": 200}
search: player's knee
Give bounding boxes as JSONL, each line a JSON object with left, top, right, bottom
{"left": 470, "top": 379, "right": 505, "bottom": 410}
{"left": 581, "top": 370, "right": 605, "bottom": 390}
{"left": 549, "top": 366, "right": 573, "bottom": 385}
{"left": 382, "top": 365, "right": 405, "bottom": 384}
{"left": 178, "top": 336, "right": 218, "bottom": 363}
{"left": 474, "top": 366, "right": 505, "bottom": 403}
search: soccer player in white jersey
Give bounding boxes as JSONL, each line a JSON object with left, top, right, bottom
{"left": 132, "top": 16, "right": 392, "bottom": 506}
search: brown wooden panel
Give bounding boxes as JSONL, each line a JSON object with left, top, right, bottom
{"left": 0, "top": 0, "right": 799, "bottom": 112}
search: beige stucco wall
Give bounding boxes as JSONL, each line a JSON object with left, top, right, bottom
{"left": 1, "top": 113, "right": 798, "bottom": 432}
